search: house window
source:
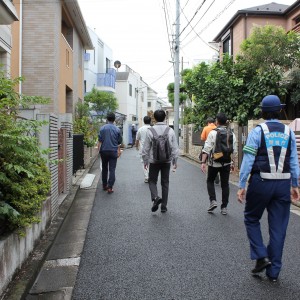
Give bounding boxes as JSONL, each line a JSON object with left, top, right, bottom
{"left": 223, "top": 35, "right": 231, "bottom": 55}
{"left": 294, "top": 15, "right": 300, "bottom": 25}
{"left": 84, "top": 80, "right": 86, "bottom": 94}
{"left": 129, "top": 84, "right": 132, "bottom": 96}
{"left": 106, "top": 58, "right": 110, "bottom": 73}
{"left": 147, "top": 101, "right": 151, "bottom": 108}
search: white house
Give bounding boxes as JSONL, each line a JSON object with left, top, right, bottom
{"left": 84, "top": 28, "right": 115, "bottom": 95}
{"left": 115, "top": 64, "right": 149, "bottom": 146}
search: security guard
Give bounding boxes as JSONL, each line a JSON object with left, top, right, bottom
{"left": 237, "top": 95, "right": 299, "bottom": 282}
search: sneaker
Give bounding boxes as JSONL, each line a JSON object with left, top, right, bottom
{"left": 207, "top": 200, "right": 217, "bottom": 213}
{"left": 144, "top": 178, "right": 149, "bottom": 183}
{"left": 161, "top": 205, "right": 168, "bottom": 213}
{"left": 107, "top": 187, "right": 114, "bottom": 194}
{"left": 151, "top": 197, "right": 162, "bottom": 212}
{"left": 221, "top": 207, "right": 227, "bottom": 215}
{"left": 103, "top": 184, "right": 108, "bottom": 191}
{"left": 267, "top": 276, "right": 278, "bottom": 283}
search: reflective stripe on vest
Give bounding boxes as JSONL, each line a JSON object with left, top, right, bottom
{"left": 260, "top": 123, "right": 291, "bottom": 180}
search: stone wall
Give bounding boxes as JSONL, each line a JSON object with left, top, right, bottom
{"left": 0, "top": 197, "right": 51, "bottom": 296}
{"left": 182, "top": 120, "right": 294, "bottom": 168}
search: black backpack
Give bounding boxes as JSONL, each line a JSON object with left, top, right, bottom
{"left": 211, "top": 126, "right": 233, "bottom": 164}
{"left": 149, "top": 127, "right": 172, "bottom": 162}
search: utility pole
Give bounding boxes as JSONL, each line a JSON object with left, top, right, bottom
{"left": 173, "top": 0, "right": 180, "bottom": 142}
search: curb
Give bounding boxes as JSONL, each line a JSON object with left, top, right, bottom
{"left": 1, "top": 156, "right": 98, "bottom": 300}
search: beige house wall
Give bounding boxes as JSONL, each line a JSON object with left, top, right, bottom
{"left": 232, "top": 18, "right": 244, "bottom": 57}
{"left": 286, "top": 7, "right": 300, "bottom": 30}
{"left": 231, "top": 16, "right": 287, "bottom": 57}
{"left": 11, "top": 0, "right": 85, "bottom": 115}
{"left": 59, "top": 35, "right": 73, "bottom": 113}
{"left": 11, "top": 0, "right": 61, "bottom": 113}
{"left": 10, "top": 2, "right": 20, "bottom": 84}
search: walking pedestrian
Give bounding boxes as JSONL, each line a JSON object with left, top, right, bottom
{"left": 142, "top": 110, "right": 179, "bottom": 213}
{"left": 98, "top": 112, "right": 123, "bottom": 194}
{"left": 237, "top": 95, "right": 299, "bottom": 282}
{"left": 135, "top": 116, "right": 152, "bottom": 183}
{"left": 131, "top": 124, "right": 137, "bottom": 147}
{"left": 200, "top": 117, "right": 220, "bottom": 185}
{"left": 201, "top": 117, "right": 216, "bottom": 142}
{"left": 200, "top": 112, "right": 237, "bottom": 215}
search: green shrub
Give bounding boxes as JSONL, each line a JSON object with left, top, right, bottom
{"left": 0, "top": 72, "right": 51, "bottom": 234}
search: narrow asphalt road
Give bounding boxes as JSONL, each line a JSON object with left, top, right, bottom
{"left": 72, "top": 148, "right": 300, "bottom": 300}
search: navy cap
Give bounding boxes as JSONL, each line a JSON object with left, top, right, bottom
{"left": 260, "top": 95, "right": 285, "bottom": 112}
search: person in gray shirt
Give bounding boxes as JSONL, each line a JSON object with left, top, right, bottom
{"left": 142, "top": 110, "right": 179, "bottom": 213}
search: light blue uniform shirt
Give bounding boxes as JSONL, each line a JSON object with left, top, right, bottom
{"left": 239, "top": 120, "right": 299, "bottom": 189}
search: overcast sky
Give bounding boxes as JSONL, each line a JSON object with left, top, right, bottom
{"left": 78, "top": 0, "right": 295, "bottom": 99}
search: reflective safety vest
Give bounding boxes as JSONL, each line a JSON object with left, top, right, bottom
{"left": 251, "top": 122, "right": 291, "bottom": 180}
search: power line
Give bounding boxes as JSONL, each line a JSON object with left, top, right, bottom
{"left": 137, "top": 66, "right": 174, "bottom": 90}
{"left": 181, "top": 0, "right": 216, "bottom": 43}
{"left": 162, "top": 0, "right": 175, "bottom": 61}
{"left": 179, "top": 0, "right": 207, "bottom": 37}
{"left": 179, "top": 1, "right": 218, "bottom": 52}
{"left": 174, "top": 0, "right": 192, "bottom": 24}
{"left": 182, "top": 0, "right": 236, "bottom": 49}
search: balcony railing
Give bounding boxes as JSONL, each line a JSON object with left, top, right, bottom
{"left": 97, "top": 68, "right": 116, "bottom": 89}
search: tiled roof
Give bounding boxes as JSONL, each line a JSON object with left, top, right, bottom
{"left": 241, "top": 2, "right": 289, "bottom": 13}
{"left": 213, "top": 2, "right": 291, "bottom": 42}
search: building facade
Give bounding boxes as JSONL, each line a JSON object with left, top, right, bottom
{"left": 11, "top": 0, "right": 93, "bottom": 114}
{"left": 10, "top": 0, "right": 93, "bottom": 217}
{"left": 84, "top": 28, "right": 115, "bottom": 95}
{"left": 115, "top": 64, "right": 149, "bottom": 146}
{"left": 0, "top": 0, "right": 18, "bottom": 73}
{"left": 213, "top": 1, "right": 300, "bottom": 59}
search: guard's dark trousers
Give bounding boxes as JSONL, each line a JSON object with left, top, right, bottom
{"left": 244, "top": 174, "right": 291, "bottom": 279}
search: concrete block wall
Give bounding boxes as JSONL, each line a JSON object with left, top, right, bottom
{"left": 84, "top": 146, "right": 99, "bottom": 168}
{"left": 0, "top": 197, "right": 51, "bottom": 296}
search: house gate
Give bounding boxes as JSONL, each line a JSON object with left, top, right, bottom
{"left": 58, "top": 128, "right": 66, "bottom": 194}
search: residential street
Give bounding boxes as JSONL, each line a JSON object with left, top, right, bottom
{"left": 71, "top": 148, "right": 300, "bottom": 300}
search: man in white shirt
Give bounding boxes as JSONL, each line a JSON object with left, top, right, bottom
{"left": 200, "top": 112, "right": 237, "bottom": 215}
{"left": 135, "top": 116, "right": 152, "bottom": 182}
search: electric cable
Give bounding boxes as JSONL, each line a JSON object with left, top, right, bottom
{"left": 163, "top": 0, "right": 175, "bottom": 61}
{"left": 182, "top": 0, "right": 236, "bottom": 49}
{"left": 179, "top": 1, "right": 218, "bottom": 52}
{"left": 181, "top": 0, "right": 216, "bottom": 43}
{"left": 179, "top": 0, "right": 207, "bottom": 37}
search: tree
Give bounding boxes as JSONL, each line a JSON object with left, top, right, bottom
{"left": 183, "top": 25, "right": 300, "bottom": 126}
{"left": 0, "top": 73, "right": 51, "bottom": 233}
{"left": 73, "top": 101, "right": 98, "bottom": 147}
{"left": 167, "top": 82, "right": 187, "bottom": 107}
{"left": 84, "top": 88, "right": 118, "bottom": 121}
{"left": 238, "top": 25, "right": 300, "bottom": 71}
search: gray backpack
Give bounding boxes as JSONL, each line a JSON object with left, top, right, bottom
{"left": 149, "top": 127, "right": 172, "bottom": 162}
